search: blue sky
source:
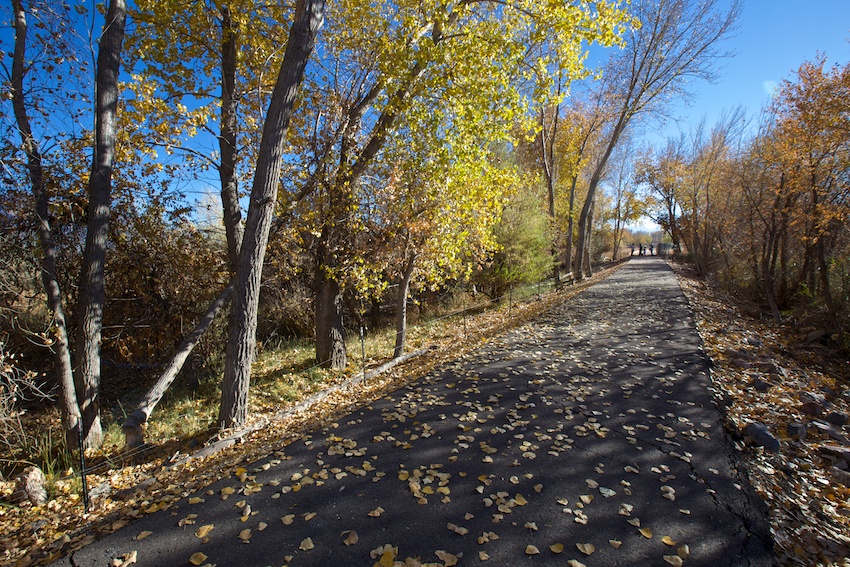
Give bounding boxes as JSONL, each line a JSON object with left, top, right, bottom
{"left": 664, "top": 0, "right": 850, "bottom": 138}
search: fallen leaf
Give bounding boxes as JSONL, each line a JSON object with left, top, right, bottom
{"left": 257, "top": 522, "right": 268, "bottom": 531}
{"left": 368, "top": 506, "right": 385, "bottom": 517}
{"left": 677, "top": 544, "right": 690, "bottom": 559}
{"left": 188, "top": 552, "right": 208, "bottom": 566}
{"left": 576, "top": 543, "right": 595, "bottom": 555}
{"left": 662, "top": 536, "right": 676, "bottom": 546}
{"left": 343, "top": 531, "right": 359, "bottom": 546}
{"left": 435, "top": 550, "right": 459, "bottom": 566}
{"left": 188, "top": 497, "right": 205, "bottom": 505}
{"left": 609, "top": 540, "right": 622, "bottom": 549}
{"left": 194, "top": 525, "right": 214, "bottom": 539}
{"left": 525, "top": 545, "right": 540, "bottom": 555}
{"left": 300, "top": 537, "right": 315, "bottom": 551}
{"left": 514, "top": 494, "right": 528, "bottom": 506}
{"left": 134, "top": 531, "right": 153, "bottom": 541}
{"left": 639, "top": 527, "right": 653, "bottom": 539}
{"left": 304, "top": 512, "right": 317, "bottom": 521}
{"left": 113, "top": 550, "right": 137, "bottom": 567}
{"left": 524, "top": 522, "right": 538, "bottom": 531}
{"left": 238, "top": 529, "right": 251, "bottom": 542}
{"left": 479, "top": 551, "right": 490, "bottom": 561}
{"left": 549, "top": 543, "right": 564, "bottom": 553}
{"left": 664, "top": 555, "right": 684, "bottom": 566}
{"left": 281, "top": 514, "right": 295, "bottom": 525}
{"left": 628, "top": 517, "right": 641, "bottom": 527}
{"left": 567, "top": 560, "right": 587, "bottom": 567}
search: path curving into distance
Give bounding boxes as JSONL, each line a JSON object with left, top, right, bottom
{"left": 55, "top": 256, "right": 774, "bottom": 567}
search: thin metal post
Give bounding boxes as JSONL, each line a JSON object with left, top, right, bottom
{"left": 360, "top": 325, "right": 366, "bottom": 383}
{"left": 78, "top": 424, "right": 90, "bottom": 513}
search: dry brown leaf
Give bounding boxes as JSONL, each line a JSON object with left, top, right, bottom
{"left": 435, "top": 550, "right": 459, "bottom": 566}
{"left": 343, "top": 530, "right": 359, "bottom": 546}
{"left": 194, "top": 525, "right": 214, "bottom": 539}
{"left": 134, "top": 531, "right": 153, "bottom": 541}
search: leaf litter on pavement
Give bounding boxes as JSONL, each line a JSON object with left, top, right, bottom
{"left": 8, "top": 261, "right": 836, "bottom": 566}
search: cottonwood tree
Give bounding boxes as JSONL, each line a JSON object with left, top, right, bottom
{"left": 572, "top": 0, "right": 740, "bottom": 280}
{"left": 218, "top": 0, "right": 326, "bottom": 429}
{"left": 8, "top": 0, "right": 127, "bottom": 448}
{"left": 288, "top": 0, "right": 629, "bottom": 369}
{"left": 120, "top": 0, "right": 294, "bottom": 444}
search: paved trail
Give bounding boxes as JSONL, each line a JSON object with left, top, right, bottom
{"left": 57, "top": 258, "right": 774, "bottom": 566}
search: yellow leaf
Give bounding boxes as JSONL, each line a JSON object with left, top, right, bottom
{"left": 662, "top": 536, "right": 676, "bottom": 546}
{"left": 525, "top": 545, "right": 540, "bottom": 555}
{"left": 639, "top": 527, "right": 653, "bottom": 538}
{"left": 549, "top": 543, "right": 564, "bottom": 553}
{"left": 304, "top": 512, "right": 317, "bottom": 521}
{"left": 221, "top": 486, "right": 235, "bottom": 496}
{"left": 238, "top": 529, "right": 251, "bottom": 542}
{"left": 577, "top": 543, "right": 595, "bottom": 555}
{"left": 343, "top": 531, "right": 359, "bottom": 546}
{"left": 134, "top": 531, "right": 153, "bottom": 541}
{"left": 580, "top": 494, "right": 593, "bottom": 504}
{"left": 188, "top": 552, "right": 207, "bottom": 566}
{"left": 435, "top": 550, "right": 458, "bottom": 566}
{"left": 664, "top": 555, "right": 683, "bottom": 567}
{"left": 368, "top": 506, "right": 385, "bottom": 517}
{"left": 514, "top": 494, "right": 528, "bottom": 506}
{"left": 479, "top": 551, "right": 490, "bottom": 560}
{"left": 188, "top": 497, "right": 205, "bottom": 505}
{"left": 300, "top": 537, "right": 315, "bottom": 551}
{"left": 235, "top": 467, "right": 247, "bottom": 476}
{"left": 281, "top": 514, "right": 295, "bottom": 525}
{"left": 194, "top": 525, "right": 214, "bottom": 539}
{"left": 677, "top": 544, "right": 690, "bottom": 559}
{"left": 379, "top": 549, "right": 395, "bottom": 567}
{"left": 609, "top": 539, "right": 622, "bottom": 549}
{"left": 567, "top": 560, "right": 587, "bottom": 567}
{"left": 534, "top": 484, "right": 543, "bottom": 493}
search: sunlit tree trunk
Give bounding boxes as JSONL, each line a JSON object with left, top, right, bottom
{"left": 219, "top": 0, "right": 326, "bottom": 429}
{"left": 10, "top": 0, "right": 81, "bottom": 447}
{"left": 73, "top": 0, "right": 127, "bottom": 449}
{"left": 393, "top": 253, "right": 417, "bottom": 359}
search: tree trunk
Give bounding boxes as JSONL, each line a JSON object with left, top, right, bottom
{"left": 315, "top": 267, "right": 347, "bottom": 369}
{"left": 219, "top": 4, "right": 243, "bottom": 271}
{"left": 219, "top": 0, "right": 325, "bottom": 429}
{"left": 393, "top": 254, "right": 416, "bottom": 359}
{"left": 540, "top": 104, "right": 561, "bottom": 287}
{"left": 566, "top": 175, "right": 577, "bottom": 276}
{"left": 123, "top": 282, "right": 233, "bottom": 447}
{"left": 73, "top": 0, "right": 127, "bottom": 449}
{"left": 10, "top": 0, "right": 81, "bottom": 447}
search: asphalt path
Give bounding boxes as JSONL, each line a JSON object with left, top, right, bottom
{"left": 55, "top": 257, "right": 774, "bottom": 567}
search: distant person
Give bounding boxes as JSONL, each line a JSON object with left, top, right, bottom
{"left": 649, "top": 243, "right": 654, "bottom": 256}
{"left": 630, "top": 243, "right": 635, "bottom": 256}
